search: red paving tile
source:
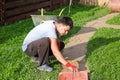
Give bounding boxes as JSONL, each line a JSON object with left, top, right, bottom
{"left": 58, "top": 71, "right": 88, "bottom": 80}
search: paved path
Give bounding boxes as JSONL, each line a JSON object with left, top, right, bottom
{"left": 63, "top": 12, "right": 120, "bottom": 72}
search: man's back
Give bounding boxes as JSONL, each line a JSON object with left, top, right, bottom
{"left": 22, "top": 20, "right": 57, "bottom": 51}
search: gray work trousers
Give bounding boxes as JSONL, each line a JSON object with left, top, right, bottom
{"left": 24, "top": 38, "right": 65, "bottom": 66}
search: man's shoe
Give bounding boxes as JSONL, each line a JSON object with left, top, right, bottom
{"left": 37, "top": 64, "right": 53, "bottom": 72}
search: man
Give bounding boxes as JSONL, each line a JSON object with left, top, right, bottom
{"left": 22, "top": 17, "right": 77, "bottom": 72}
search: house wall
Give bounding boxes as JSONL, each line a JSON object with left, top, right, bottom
{"left": 0, "top": 0, "right": 64, "bottom": 26}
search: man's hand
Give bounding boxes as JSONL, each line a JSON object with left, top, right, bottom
{"left": 65, "top": 62, "right": 77, "bottom": 71}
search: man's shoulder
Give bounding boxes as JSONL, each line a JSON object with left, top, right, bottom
{"left": 44, "top": 20, "right": 55, "bottom": 25}
{"left": 43, "top": 20, "right": 55, "bottom": 28}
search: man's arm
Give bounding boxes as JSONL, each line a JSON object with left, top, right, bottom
{"left": 49, "top": 38, "right": 68, "bottom": 65}
{"left": 49, "top": 38, "right": 77, "bottom": 71}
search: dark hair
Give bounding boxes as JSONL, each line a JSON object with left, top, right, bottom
{"left": 57, "top": 16, "right": 73, "bottom": 29}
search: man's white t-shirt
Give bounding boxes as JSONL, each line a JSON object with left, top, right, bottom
{"left": 22, "top": 20, "right": 57, "bottom": 51}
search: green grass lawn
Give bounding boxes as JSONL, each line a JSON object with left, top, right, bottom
{"left": 106, "top": 13, "right": 120, "bottom": 25}
{"left": 0, "top": 3, "right": 111, "bottom": 80}
{"left": 87, "top": 28, "right": 120, "bottom": 80}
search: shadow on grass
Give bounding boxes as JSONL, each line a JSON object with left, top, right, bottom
{"left": 87, "top": 37, "right": 120, "bottom": 57}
